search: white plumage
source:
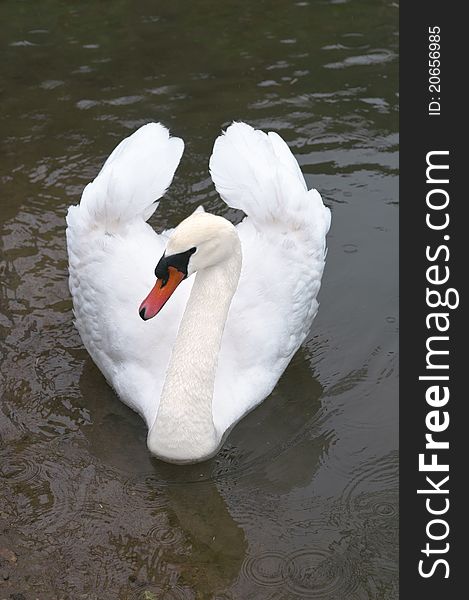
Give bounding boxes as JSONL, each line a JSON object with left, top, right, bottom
{"left": 66, "top": 121, "right": 330, "bottom": 463}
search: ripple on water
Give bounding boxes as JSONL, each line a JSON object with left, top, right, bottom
{"left": 351, "top": 486, "right": 398, "bottom": 519}
{"left": 323, "top": 455, "right": 399, "bottom": 595}
{"left": 122, "top": 438, "right": 283, "bottom": 490}
{"left": 241, "top": 552, "right": 287, "bottom": 587}
{"left": 123, "top": 473, "right": 167, "bottom": 501}
{"left": 338, "top": 452, "right": 398, "bottom": 523}
{"left": 1, "top": 452, "right": 44, "bottom": 485}
{"left": 284, "top": 546, "right": 359, "bottom": 599}
{"left": 146, "top": 518, "right": 184, "bottom": 547}
{"left": 0, "top": 451, "right": 78, "bottom": 535}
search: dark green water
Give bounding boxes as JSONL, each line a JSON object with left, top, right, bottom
{"left": 0, "top": 1, "right": 398, "bottom": 598}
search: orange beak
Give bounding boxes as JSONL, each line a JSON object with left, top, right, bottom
{"left": 139, "top": 266, "right": 185, "bottom": 321}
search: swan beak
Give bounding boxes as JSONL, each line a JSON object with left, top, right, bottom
{"left": 139, "top": 267, "right": 185, "bottom": 320}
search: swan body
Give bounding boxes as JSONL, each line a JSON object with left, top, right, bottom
{"left": 66, "top": 122, "right": 330, "bottom": 463}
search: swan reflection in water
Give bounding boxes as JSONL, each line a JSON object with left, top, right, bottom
{"left": 78, "top": 347, "right": 325, "bottom": 595}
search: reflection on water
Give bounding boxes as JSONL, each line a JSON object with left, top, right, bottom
{"left": 1, "top": 0, "right": 398, "bottom": 598}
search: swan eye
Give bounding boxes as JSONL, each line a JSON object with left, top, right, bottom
{"left": 154, "top": 247, "right": 197, "bottom": 281}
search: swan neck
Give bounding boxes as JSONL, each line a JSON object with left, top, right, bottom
{"left": 147, "top": 246, "right": 241, "bottom": 462}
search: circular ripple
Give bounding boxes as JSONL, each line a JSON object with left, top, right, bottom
{"left": 338, "top": 453, "right": 398, "bottom": 521}
{"left": 375, "top": 501, "right": 396, "bottom": 517}
{"left": 0, "top": 453, "right": 80, "bottom": 535}
{"left": 1, "top": 454, "right": 43, "bottom": 485}
{"left": 146, "top": 521, "right": 183, "bottom": 547}
{"left": 354, "top": 494, "right": 398, "bottom": 519}
{"left": 241, "top": 552, "right": 288, "bottom": 587}
{"left": 285, "top": 547, "right": 359, "bottom": 598}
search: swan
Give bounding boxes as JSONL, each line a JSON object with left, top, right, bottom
{"left": 66, "top": 122, "right": 330, "bottom": 463}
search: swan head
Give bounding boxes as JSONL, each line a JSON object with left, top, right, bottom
{"left": 139, "top": 212, "right": 240, "bottom": 320}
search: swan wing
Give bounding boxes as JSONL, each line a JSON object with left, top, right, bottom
{"left": 72, "top": 122, "right": 184, "bottom": 230}
{"left": 210, "top": 121, "right": 330, "bottom": 235}
{"left": 66, "top": 123, "right": 189, "bottom": 425}
{"left": 209, "top": 122, "right": 330, "bottom": 432}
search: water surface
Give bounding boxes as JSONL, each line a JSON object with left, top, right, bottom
{"left": 1, "top": 1, "right": 398, "bottom": 598}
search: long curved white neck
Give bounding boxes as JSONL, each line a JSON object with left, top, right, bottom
{"left": 147, "top": 245, "right": 242, "bottom": 462}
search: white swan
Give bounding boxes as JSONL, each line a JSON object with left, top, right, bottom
{"left": 66, "top": 122, "right": 330, "bottom": 463}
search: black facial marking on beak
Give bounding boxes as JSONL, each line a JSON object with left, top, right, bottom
{"left": 154, "top": 247, "right": 197, "bottom": 286}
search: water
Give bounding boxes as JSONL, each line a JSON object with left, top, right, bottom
{"left": 0, "top": 1, "right": 398, "bottom": 598}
